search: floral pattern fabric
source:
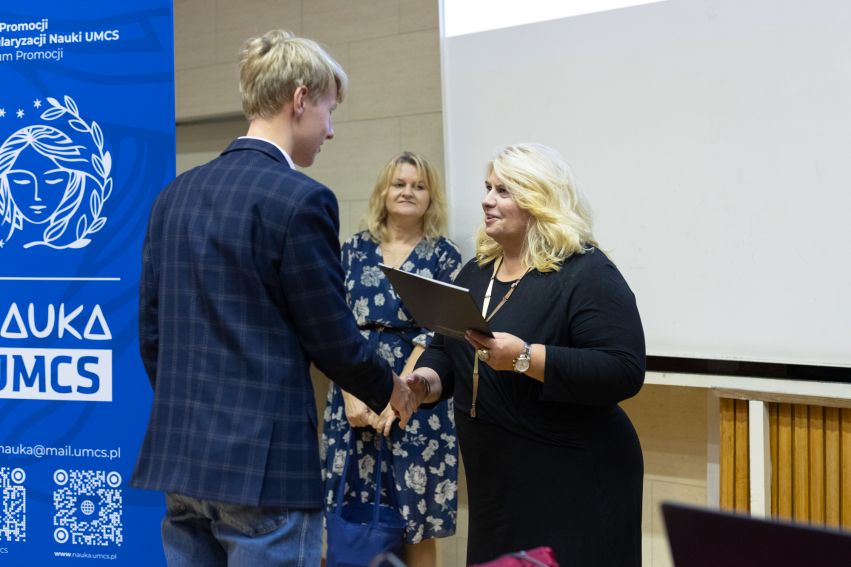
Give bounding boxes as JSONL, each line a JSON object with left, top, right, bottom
{"left": 321, "top": 231, "right": 462, "bottom": 543}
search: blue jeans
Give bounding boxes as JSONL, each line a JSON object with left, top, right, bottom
{"left": 162, "top": 493, "right": 322, "bottom": 567}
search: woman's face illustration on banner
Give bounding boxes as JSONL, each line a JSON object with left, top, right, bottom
{"left": 6, "top": 146, "right": 70, "bottom": 224}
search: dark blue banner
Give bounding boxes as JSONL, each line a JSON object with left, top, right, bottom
{"left": 0, "top": 1, "right": 173, "bottom": 564}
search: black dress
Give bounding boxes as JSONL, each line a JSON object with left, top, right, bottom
{"left": 417, "top": 248, "right": 645, "bottom": 566}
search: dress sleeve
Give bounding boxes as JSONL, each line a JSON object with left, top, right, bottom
{"left": 541, "top": 258, "right": 646, "bottom": 406}
{"left": 340, "top": 234, "right": 353, "bottom": 266}
{"left": 435, "top": 237, "right": 464, "bottom": 283}
{"left": 340, "top": 234, "right": 358, "bottom": 311}
{"left": 415, "top": 331, "right": 455, "bottom": 402}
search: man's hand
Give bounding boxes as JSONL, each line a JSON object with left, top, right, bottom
{"left": 342, "top": 390, "right": 374, "bottom": 428}
{"left": 389, "top": 372, "right": 416, "bottom": 429}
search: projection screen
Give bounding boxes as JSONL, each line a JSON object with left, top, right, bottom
{"left": 440, "top": 0, "right": 851, "bottom": 367}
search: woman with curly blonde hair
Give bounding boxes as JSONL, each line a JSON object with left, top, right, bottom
{"left": 410, "top": 143, "right": 645, "bottom": 566}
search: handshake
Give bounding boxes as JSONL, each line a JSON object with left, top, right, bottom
{"left": 389, "top": 370, "right": 433, "bottom": 429}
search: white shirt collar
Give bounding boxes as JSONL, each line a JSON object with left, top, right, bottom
{"left": 239, "top": 136, "right": 295, "bottom": 169}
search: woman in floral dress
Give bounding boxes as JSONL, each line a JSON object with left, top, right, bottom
{"left": 322, "top": 151, "right": 462, "bottom": 566}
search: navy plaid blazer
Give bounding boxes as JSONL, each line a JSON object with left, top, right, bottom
{"left": 132, "top": 138, "right": 392, "bottom": 508}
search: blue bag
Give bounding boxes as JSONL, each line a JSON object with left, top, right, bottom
{"left": 326, "top": 433, "right": 406, "bottom": 567}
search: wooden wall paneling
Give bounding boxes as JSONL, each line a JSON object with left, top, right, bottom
{"left": 808, "top": 405, "right": 825, "bottom": 524}
{"left": 720, "top": 398, "right": 735, "bottom": 510}
{"left": 825, "top": 406, "right": 841, "bottom": 527}
{"left": 841, "top": 409, "right": 851, "bottom": 526}
{"left": 734, "top": 399, "right": 750, "bottom": 511}
{"left": 770, "top": 402, "right": 779, "bottom": 517}
{"left": 792, "top": 404, "right": 810, "bottom": 521}
{"left": 777, "top": 403, "right": 793, "bottom": 519}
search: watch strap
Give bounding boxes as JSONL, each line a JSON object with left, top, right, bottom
{"left": 513, "top": 342, "right": 532, "bottom": 371}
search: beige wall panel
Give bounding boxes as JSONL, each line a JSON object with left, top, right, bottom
{"left": 641, "top": 478, "right": 653, "bottom": 567}
{"left": 335, "top": 199, "right": 352, "bottom": 242}
{"left": 177, "top": 118, "right": 246, "bottom": 153}
{"left": 176, "top": 151, "right": 218, "bottom": 175}
{"left": 347, "top": 30, "right": 442, "bottom": 120}
{"left": 176, "top": 119, "right": 246, "bottom": 173}
{"left": 400, "top": 112, "right": 445, "bottom": 176}
{"left": 452, "top": 502, "right": 469, "bottom": 564}
{"left": 339, "top": 199, "right": 370, "bottom": 241}
{"left": 327, "top": 42, "right": 352, "bottom": 124}
{"left": 621, "top": 385, "right": 708, "bottom": 482}
{"left": 176, "top": 63, "right": 242, "bottom": 121}
{"left": 174, "top": 0, "right": 217, "bottom": 70}
{"left": 438, "top": 536, "right": 458, "bottom": 567}
{"left": 308, "top": 118, "right": 401, "bottom": 201}
{"left": 399, "top": 0, "right": 439, "bottom": 33}
{"left": 630, "top": 386, "right": 708, "bottom": 564}
{"left": 648, "top": 480, "right": 706, "bottom": 567}
{"left": 302, "top": 0, "right": 399, "bottom": 45}
{"left": 214, "top": 0, "right": 303, "bottom": 63}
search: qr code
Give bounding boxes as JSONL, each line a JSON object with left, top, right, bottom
{"left": 0, "top": 467, "right": 26, "bottom": 542}
{"left": 53, "top": 469, "right": 123, "bottom": 546}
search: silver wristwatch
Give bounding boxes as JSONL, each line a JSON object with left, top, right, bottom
{"left": 513, "top": 342, "right": 532, "bottom": 373}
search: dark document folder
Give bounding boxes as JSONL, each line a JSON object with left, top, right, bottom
{"left": 379, "top": 263, "right": 492, "bottom": 340}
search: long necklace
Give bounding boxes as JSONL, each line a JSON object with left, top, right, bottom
{"left": 471, "top": 257, "right": 532, "bottom": 418}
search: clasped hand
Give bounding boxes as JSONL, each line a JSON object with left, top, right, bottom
{"left": 344, "top": 385, "right": 405, "bottom": 437}
{"left": 344, "top": 372, "right": 432, "bottom": 437}
{"left": 386, "top": 372, "right": 434, "bottom": 434}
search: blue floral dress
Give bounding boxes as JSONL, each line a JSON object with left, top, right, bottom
{"left": 321, "top": 231, "right": 462, "bottom": 543}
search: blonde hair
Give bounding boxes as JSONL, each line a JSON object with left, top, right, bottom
{"left": 239, "top": 30, "right": 348, "bottom": 120}
{"left": 363, "top": 151, "right": 448, "bottom": 243}
{"left": 476, "top": 143, "right": 597, "bottom": 272}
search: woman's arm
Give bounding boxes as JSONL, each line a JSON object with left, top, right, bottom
{"left": 408, "top": 366, "right": 442, "bottom": 405}
{"left": 467, "top": 260, "right": 645, "bottom": 406}
{"left": 543, "top": 263, "right": 646, "bottom": 405}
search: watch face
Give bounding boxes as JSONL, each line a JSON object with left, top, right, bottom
{"left": 515, "top": 357, "right": 530, "bottom": 372}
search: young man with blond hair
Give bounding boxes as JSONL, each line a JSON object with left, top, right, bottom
{"left": 133, "top": 30, "right": 416, "bottom": 566}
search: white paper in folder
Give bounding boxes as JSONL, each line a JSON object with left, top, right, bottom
{"left": 378, "top": 263, "right": 493, "bottom": 340}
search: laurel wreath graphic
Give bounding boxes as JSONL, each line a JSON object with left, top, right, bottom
{"left": 27, "top": 95, "right": 113, "bottom": 249}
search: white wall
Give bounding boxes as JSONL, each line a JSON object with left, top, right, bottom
{"left": 441, "top": 0, "right": 851, "bottom": 367}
